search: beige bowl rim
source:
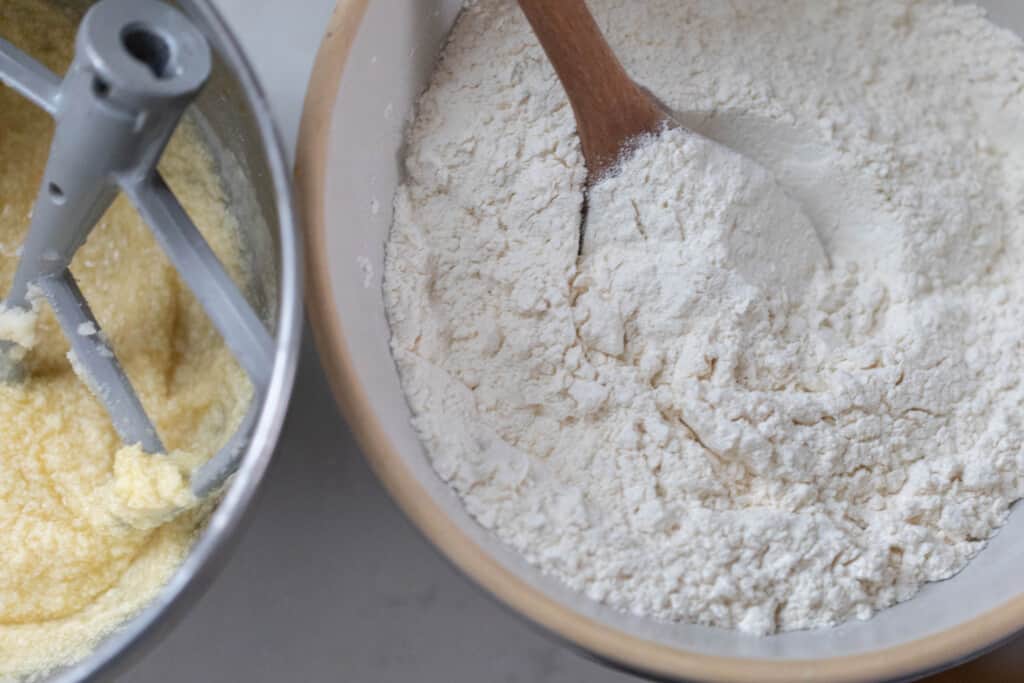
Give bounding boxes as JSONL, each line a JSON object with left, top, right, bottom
{"left": 294, "top": 1, "right": 1024, "bottom": 680}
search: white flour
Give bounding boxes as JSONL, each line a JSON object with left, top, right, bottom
{"left": 384, "top": 0, "right": 1024, "bottom": 634}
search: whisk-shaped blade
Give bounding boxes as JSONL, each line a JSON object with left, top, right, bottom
{"left": 0, "top": 0, "right": 273, "bottom": 496}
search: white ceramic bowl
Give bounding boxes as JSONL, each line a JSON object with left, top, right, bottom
{"left": 297, "top": 2, "right": 1024, "bottom": 680}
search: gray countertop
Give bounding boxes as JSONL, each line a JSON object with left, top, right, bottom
{"left": 118, "top": 1, "right": 1023, "bottom": 681}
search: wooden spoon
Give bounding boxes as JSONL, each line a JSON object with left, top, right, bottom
{"left": 516, "top": 0, "right": 829, "bottom": 282}
{"left": 517, "top": 0, "right": 670, "bottom": 180}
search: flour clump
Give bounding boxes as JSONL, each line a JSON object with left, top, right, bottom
{"left": 384, "top": 0, "right": 1024, "bottom": 634}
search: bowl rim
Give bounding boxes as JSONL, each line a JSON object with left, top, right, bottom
{"left": 295, "top": 2, "right": 1024, "bottom": 681}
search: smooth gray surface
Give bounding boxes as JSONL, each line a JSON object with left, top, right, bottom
{"left": 117, "top": 1, "right": 1023, "bottom": 681}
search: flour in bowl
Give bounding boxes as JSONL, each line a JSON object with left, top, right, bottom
{"left": 384, "top": 0, "right": 1024, "bottom": 634}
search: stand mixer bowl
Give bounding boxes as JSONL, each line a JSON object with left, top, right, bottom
{"left": 1, "top": 1, "right": 302, "bottom": 680}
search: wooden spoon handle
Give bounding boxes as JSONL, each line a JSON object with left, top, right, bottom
{"left": 517, "top": 0, "right": 667, "bottom": 177}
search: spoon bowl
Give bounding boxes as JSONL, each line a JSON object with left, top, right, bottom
{"left": 518, "top": 0, "right": 827, "bottom": 275}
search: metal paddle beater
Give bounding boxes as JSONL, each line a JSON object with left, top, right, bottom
{"left": 0, "top": 0, "right": 273, "bottom": 497}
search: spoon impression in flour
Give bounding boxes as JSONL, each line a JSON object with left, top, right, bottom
{"left": 516, "top": 0, "right": 828, "bottom": 287}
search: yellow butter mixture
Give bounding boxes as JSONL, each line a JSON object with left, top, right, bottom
{"left": 0, "top": 0, "right": 251, "bottom": 677}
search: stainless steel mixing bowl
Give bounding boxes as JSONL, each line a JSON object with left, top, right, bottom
{"left": 7, "top": 1, "right": 303, "bottom": 680}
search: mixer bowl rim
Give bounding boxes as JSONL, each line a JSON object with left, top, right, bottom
{"left": 29, "top": 0, "right": 305, "bottom": 680}
{"left": 297, "top": 1, "right": 1024, "bottom": 681}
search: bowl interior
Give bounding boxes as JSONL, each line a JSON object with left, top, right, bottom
{"left": 11, "top": 1, "right": 299, "bottom": 681}
{"left": 315, "top": 0, "right": 1024, "bottom": 671}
